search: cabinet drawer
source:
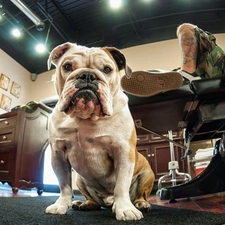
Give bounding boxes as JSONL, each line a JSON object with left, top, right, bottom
{"left": 0, "top": 117, "right": 17, "bottom": 129}
{"left": 150, "top": 131, "right": 182, "bottom": 142}
{"left": 137, "top": 135, "right": 150, "bottom": 144}
{"left": 0, "top": 128, "right": 15, "bottom": 146}
{"left": 0, "top": 152, "right": 11, "bottom": 177}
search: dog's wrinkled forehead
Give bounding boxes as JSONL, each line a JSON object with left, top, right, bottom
{"left": 47, "top": 42, "right": 132, "bottom": 77}
{"left": 48, "top": 43, "right": 87, "bottom": 70}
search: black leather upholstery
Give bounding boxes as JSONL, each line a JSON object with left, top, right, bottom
{"left": 125, "top": 80, "right": 195, "bottom": 134}
{"left": 125, "top": 76, "right": 225, "bottom": 139}
{"left": 190, "top": 77, "right": 225, "bottom": 101}
{"left": 186, "top": 77, "right": 225, "bottom": 141}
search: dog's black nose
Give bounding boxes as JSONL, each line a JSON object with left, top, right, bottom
{"left": 78, "top": 72, "right": 97, "bottom": 82}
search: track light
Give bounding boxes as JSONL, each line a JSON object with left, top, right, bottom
{"left": 10, "top": 0, "right": 45, "bottom": 31}
{"left": 0, "top": 4, "right": 5, "bottom": 20}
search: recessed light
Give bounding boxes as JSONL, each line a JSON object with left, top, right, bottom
{"left": 109, "top": 0, "right": 122, "bottom": 9}
{"left": 35, "top": 43, "right": 46, "bottom": 53}
{"left": 11, "top": 28, "right": 21, "bottom": 37}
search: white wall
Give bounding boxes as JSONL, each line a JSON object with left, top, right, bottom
{"left": 34, "top": 33, "right": 225, "bottom": 101}
{"left": 0, "top": 49, "right": 31, "bottom": 114}
{"left": 28, "top": 69, "right": 56, "bottom": 102}
{"left": 0, "top": 49, "right": 56, "bottom": 113}
{"left": 1, "top": 33, "right": 225, "bottom": 111}
{"left": 121, "top": 33, "right": 225, "bottom": 71}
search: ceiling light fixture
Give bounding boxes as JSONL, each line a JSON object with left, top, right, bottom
{"left": 35, "top": 43, "right": 46, "bottom": 53}
{"left": 11, "top": 28, "right": 21, "bottom": 37}
{"left": 109, "top": 0, "right": 123, "bottom": 9}
{"left": 35, "top": 21, "right": 52, "bottom": 54}
{"left": 10, "top": 0, "right": 45, "bottom": 31}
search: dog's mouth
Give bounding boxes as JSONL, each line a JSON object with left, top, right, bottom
{"left": 63, "top": 88, "right": 101, "bottom": 116}
{"left": 58, "top": 71, "right": 113, "bottom": 119}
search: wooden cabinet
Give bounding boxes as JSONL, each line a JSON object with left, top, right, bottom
{"left": 137, "top": 132, "right": 187, "bottom": 181}
{"left": 0, "top": 103, "right": 51, "bottom": 195}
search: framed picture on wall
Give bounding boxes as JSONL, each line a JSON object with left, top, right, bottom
{"left": 0, "top": 94, "right": 12, "bottom": 112}
{"left": 10, "top": 81, "right": 21, "bottom": 98}
{"left": 0, "top": 74, "right": 10, "bottom": 91}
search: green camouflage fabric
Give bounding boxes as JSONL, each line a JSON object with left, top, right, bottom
{"left": 194, "top": 26, "right": 225, "bottom": 78}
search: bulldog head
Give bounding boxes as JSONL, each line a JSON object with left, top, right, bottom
{"left": 48, "top": 42, "right": 132, "bottom": 121}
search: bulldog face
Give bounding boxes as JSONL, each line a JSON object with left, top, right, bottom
{"left": 48, "top": 43, "right": 132, "bottom": 121}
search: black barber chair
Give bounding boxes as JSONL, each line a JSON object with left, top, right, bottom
{"left": 126, "top": 76, "right": 225, "bottom": 201}
{"left": 159, "top": 137, "right": 225, "bottom": 200}
{"left": 186, "top": 77, "right": 225, "bottom": 142}
{"left": 126, "top": 79, "right": 195, "bottom": 193}
{"left": 159, "top": 77, "right": 225, "bottom": 200}
{"left": 127, "top": 79, "right": 194, "bottom": 134}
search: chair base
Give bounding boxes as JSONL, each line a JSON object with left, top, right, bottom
{"left": 158, "top": 168, "right": 192, "bottom": 189}
{"left": 158, "top": 151, "right": 225, "bottom": 200}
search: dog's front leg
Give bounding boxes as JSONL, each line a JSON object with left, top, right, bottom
{"left": 46, "top": 144, "right": 72, "bottom": 215}
{"left": 112, "top": 150, "right": 143, "bottom": 221}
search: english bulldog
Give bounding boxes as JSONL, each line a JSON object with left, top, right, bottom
{"left": 45, "top": 42, "right": 155, "bottom": 221}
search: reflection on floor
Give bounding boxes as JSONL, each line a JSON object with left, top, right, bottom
{"left": 148, "top": 193, "right": 225, "bottom": 213}
{"left": 0, "top": 183, "right": 59, "bottom": 197}
{"left": 1, "top": 183, "right": 225, "bottom": 213}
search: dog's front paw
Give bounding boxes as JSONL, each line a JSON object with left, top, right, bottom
{"left": 112, "top": 200, "right": 143, "bottom": 221}
{"left": 72, "top": 200, "right": 101, "bottom": 211}
{"left": 46, "top": 203, "right": 67, "bottom": 214}
{"left": 45, "top": 198, "right": 71, "bottom": 214}
{"left": 134, "top": 200, "right": 151, "bottom": 212}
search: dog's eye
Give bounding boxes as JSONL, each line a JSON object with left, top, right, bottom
{"left": 63, "top": 63, "right": 72, "bottom": 71}
{"left": 103, "top": 66, "right": 112, "bottom": 74}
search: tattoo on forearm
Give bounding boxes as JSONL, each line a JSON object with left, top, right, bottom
{"left": 181, "top": 34, "right": 197, "bottom": 64}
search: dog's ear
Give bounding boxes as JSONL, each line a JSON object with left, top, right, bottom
{"left": 47, "top": 42, "right": 75, "bottom": 70}
{"left": 103, "top": 47, "right": 132, "bottom": 78}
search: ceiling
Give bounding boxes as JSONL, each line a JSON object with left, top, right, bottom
{"left": 0, "top": 0, "right": 225, "bottom": 74}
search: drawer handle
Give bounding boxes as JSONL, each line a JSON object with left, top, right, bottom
{"left": 0, "top": 160, "right": 4, "bottom": 164}
{"left": 2, "top": 136, "right": 7, "bottom": 140}
{"left": 4, "top": 121, "right": 9, "bottom": 125}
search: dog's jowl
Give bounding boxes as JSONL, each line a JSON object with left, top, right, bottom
{"left": 45, "top": 42, "right": 155, "bottom": 221}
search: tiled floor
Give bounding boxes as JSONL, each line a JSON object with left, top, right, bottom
{"left": 148, "top": 193, "right": 225, "bottom": 213}
{"left": 1, "top": 183, "right": 225, "bottom": 213}
{"left": 0, "top": 183, "right": 59, "bottom": 197}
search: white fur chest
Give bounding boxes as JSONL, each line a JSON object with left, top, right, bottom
{"left": 49, "top": 107, "right": 134, "bottom": 184}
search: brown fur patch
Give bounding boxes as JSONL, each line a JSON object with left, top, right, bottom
{"left": 127, "top": 126, "right": 137, "bottom": 163}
